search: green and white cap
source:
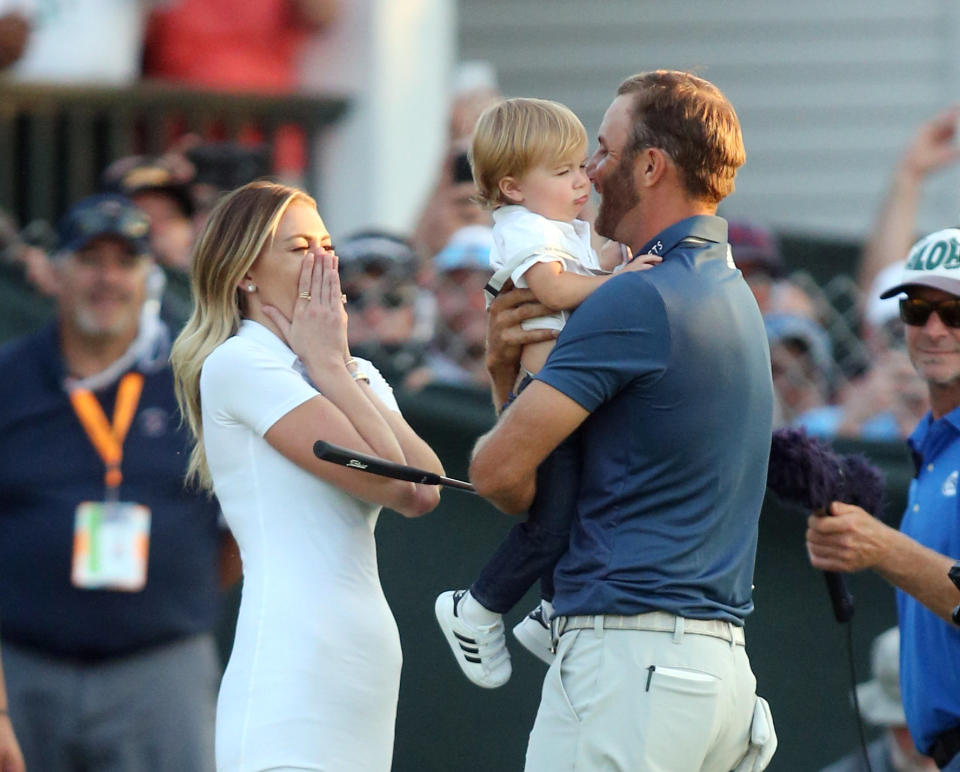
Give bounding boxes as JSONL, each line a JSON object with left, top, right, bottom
{"left": 879, "top": 228, "right": 960, "bottom": 299}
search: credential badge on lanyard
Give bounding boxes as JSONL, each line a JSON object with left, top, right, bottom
{"left": 68, "top": 372, "right": 152, "bottom": 592}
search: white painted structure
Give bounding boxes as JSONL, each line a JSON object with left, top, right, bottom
{"left": 458, "top": 0, "right": 960, "bottom": 240}
{"left": 304, "top": 0, "right": 960, "bottom": 243}
{"left": 302, "top": 0, "right": 456, "bottom": 239}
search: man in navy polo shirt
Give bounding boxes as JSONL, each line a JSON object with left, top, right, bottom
{"left": 472, "top": 71, "right": 777, "bottom": 771}
{"left": 0, "top": 193, "right": 234, "bottom": 772}
{"left": 808, "top": 228, "right": 960, "bottom": 771}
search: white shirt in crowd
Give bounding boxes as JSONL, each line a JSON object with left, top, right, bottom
{"left": 0, "top": 0, "right": 150, "bottom": 85}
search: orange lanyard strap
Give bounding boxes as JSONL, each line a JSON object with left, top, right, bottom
{"left": 68, "top": 372, "right": 145, "bottom": 490}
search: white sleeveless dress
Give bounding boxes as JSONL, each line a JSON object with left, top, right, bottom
{"left": 200, "top": 320, "right": 402, "bottom": 771}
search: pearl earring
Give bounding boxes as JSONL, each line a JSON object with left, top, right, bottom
{"left": 247, "top": 283, "right": 256, "bottom": 292}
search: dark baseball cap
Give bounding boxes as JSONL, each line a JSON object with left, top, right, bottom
{"left": 102, "top": 156, "right": 195, "bottom": 218}
{"left": 57, "top": 194, "right": 152, "bottom": 258}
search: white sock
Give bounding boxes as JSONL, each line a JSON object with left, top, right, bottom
{"left": 461, "top": 591, "right": 501, "bottom": 627}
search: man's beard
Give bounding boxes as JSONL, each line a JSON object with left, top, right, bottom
{"left": 72, "top": 304, "right": 138, "bottom": 339}
{"left": 594, "top": 157, "right": 639, "bottom": 241}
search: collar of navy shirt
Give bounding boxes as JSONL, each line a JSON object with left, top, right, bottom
{"left": 631, "top": 215, "right": 728, "bottom": 261}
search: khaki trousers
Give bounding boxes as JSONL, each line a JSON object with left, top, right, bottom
{"left": 524, "top": 614, "right": 771, "bottom": 772}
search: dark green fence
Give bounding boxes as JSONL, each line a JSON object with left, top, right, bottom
{"left": 0, "top": 260, "right": 54, "bottom": 340}
{"left": 0, "top": 82, "right": 349, "bottom": 226}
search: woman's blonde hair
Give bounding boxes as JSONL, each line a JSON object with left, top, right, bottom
{"left": 171, "top": 180, "right": 315, "bottom": 491}
{"left": 470, "top": 97, "right": 588, "bottom": 209}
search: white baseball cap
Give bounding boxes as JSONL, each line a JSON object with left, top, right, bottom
{"left": 879, "top": 228, "right": 960, "bottom": 299}
{"left": 865, "top": 261, "right": 905, "bottom": 328}
{"left": 855, "top": 627, "right": 906, "bottom": 727}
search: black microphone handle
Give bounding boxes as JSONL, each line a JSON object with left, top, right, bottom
{"left": 824, "top": 571, "right": 855, "bottom": 623}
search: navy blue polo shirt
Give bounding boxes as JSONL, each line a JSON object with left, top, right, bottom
{"left": 898, "top": 409, "right": 960, "bottom": 754}
{"left": 537, "top": 216, "right": 773, "bottom": 623}
{"left": 0, "top": 323, "right": 223, "bottom": 659}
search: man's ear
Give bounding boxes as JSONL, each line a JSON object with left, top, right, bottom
{"left": 634, "top": 147, "right": 670, "bottom": 189}
{"left": 498, "top": 176, "right": 524, "bottom": 205}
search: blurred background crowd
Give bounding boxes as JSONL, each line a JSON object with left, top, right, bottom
{"left": 1, "top": 2, "right": 959, "bottom": 771}
{"left": 0, "top": 9, "right": 960, "bottom": 441}
{"left": 1, "top": 2, "right": 958, "bottom": 438}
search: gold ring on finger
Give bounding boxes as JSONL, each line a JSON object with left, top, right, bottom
{"left": 299, "top": 292, "right": 312, "bottom": 300}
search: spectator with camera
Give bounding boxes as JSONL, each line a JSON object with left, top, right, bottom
{"left": 410, "top": 63, "right": 501, "bottom": 261}
{"left": 411, "top": 143, "right": 493, "bottom": 263}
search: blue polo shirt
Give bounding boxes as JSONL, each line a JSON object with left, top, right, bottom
{"left": 898, "top": 408, "right": 960, "bottom": 754}
{"left": 537, "top": 216, "right": 773, "bottom": 623}
{"left": 0, "top": 323, "right": 223, "bottom": 660}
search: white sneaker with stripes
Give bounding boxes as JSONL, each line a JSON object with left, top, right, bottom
{"left": 434, "top": 590, "right": 511, "bottom": 688}
{"left": 512, "top": 600, "right": 556, "bottom": 665}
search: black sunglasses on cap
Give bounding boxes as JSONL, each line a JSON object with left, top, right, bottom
{"left": 899, "top": 296, "right": 960, "bottom": 328}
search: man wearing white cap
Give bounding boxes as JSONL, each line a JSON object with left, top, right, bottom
{"left": 820, "top": 627, "right": 935, "bottom": 772}
{"left": 807, "top": 227, "right": 960, "bottom": 770}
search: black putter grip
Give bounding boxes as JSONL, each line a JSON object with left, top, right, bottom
{"left": 312, "top": 441, "right": 476, "bottom": 492}
{"left": 824, "top": 571, "right": 855, "bottom": 623}
{"left": 313, "top": 441, "right": 441, "bottom": 484}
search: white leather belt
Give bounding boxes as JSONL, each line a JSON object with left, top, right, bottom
{"left": 555, "top": 610, "right": 745, "bottom": 646}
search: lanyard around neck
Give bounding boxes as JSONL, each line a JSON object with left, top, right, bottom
{"left": 68, "top": 372, "right": 145, "bottom": 493}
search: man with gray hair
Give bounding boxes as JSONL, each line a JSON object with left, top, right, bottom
{"left": 808, "top": 227, "right": 960, "bottom": 771}
{"left": 0, "top": 193, "right": 235, "bottom": 771}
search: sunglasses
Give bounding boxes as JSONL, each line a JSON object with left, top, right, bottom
{"left": 345, "top": 286, "right": 417, "bottom": 311}
{"left": 78, "top": 207, "right": 149, "bottom": 238}
{"left": 899, "top": 297, "right": 960, "bottom": 328}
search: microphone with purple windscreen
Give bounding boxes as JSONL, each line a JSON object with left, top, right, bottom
{"left": 767, "top": 428, "right": 886, "bottom": 623}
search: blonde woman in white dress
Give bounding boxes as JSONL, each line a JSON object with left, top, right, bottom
{"left": 171, "top": 181, "right": 443, "bottom": 771}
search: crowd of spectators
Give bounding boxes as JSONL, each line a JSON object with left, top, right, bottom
{"left": 1, "top": 7, "right": 959, "bottom": 768}
{"left": 2, "top": 1, "right": 956, "bottom": 441}
{"left": 728, "top": 107, "right": 960, "bottom": 442}
{"left": 3, "top": 79, "right": 959, "bottom": 433}
{"left": 0, "top": 43, "right": 510, "bottom": 400}
{"left": 728, "top": 215, "right": 931, "bottom": 441}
